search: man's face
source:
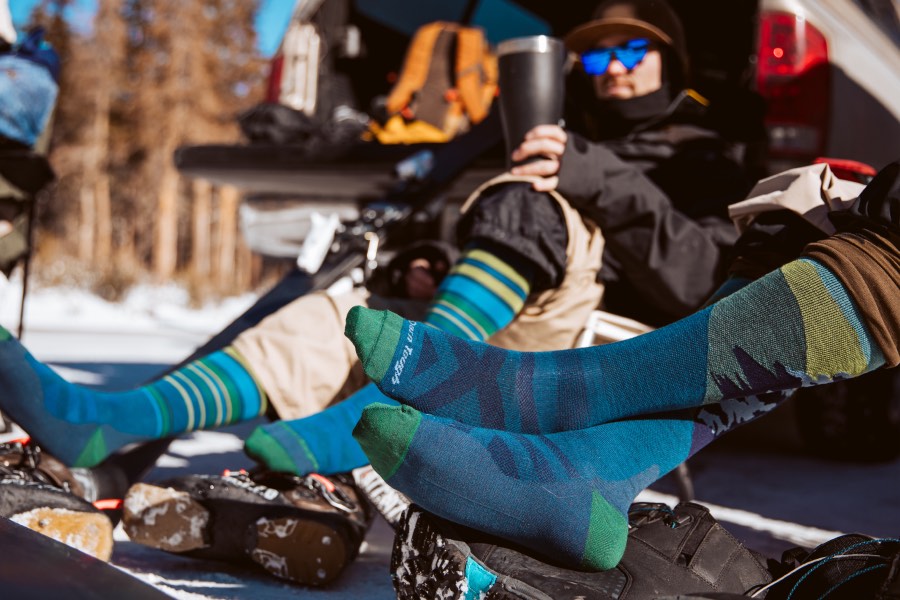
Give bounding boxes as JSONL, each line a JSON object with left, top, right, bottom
{"left": 590, "top": 34, "right": 663, "bottom": 100}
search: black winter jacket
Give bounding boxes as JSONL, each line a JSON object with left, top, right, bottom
{"left": 556, "top": 104, "right": 751, "bottom": 326}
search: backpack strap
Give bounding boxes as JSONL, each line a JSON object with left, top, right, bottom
{"left": 455, "top": 26, "right": 496, "bottom": 125}
{"left": 385, "top": 21, "right": 453, "bottom": 118}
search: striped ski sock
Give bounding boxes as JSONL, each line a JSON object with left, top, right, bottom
{"left": 353, "top": 391, "right": 782, "bottom": 571}
{"left": 244, "top": 382, "right": 391, "bottom": 476}
{"left": 424, "top": 244, "right": 531, "bottom": 340}
{"left": 244, "top": 244, "right": 533, "bottom": 476}
{"left": 346, "top": 258, "right": 886, "bottom": 433}
{"left": 0, "top": 329, "right": 267, "bottom": 467}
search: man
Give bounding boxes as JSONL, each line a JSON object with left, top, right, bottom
{"left": 515, "top": 0, "right": 753, "bottom": 327}
{"left": 0, "top": 0, "right": 752, "bottom": 586}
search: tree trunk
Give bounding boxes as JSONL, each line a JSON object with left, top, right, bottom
{"left": 152, "top": 164, "right": 180, "bottom": 280}
{"left": 235, "top": 231, "right": 253, "bottom": 290}
{"left": 120, "top": 218, "right": 136, "bottom": 264}
{"left": 78, "top": 184, "right": 95, "bottom": 262}
{"left": 91, "top": 95, "right": 112, "bottom": 264}
{"left": 216, "top": 185, "right": 239, "bottom": 288}
{"left": 191, "top": 178, "right": 212, "bottom": 278}
{"left": 94, "top": 175, "right": 112, "bottom": 263}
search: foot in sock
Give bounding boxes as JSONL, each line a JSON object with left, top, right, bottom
{"left": 346, "top": 258, "right": 885, "bottom": 433}
{"left": 0, "top": 327, "right": 267, "bottom": 467}
{"left": 352, "top": 394, "right": 780, "bottom": 571}
{"left": 243, "top": 243, "right": 534, "bottom": 477}
{"left": 245, "top": 382, "right": 397, "bottom": 476}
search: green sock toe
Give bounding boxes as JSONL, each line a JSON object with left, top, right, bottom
{"left": 581, "top": 491, "right": 629, "bottom": 570}
{"left": 244, "top": 426, "right": 307, "bottom": 475}
{"left": 72, "top": 429, "right": 109, "bottom": 468}
{"left": 353, "top": 403, "right": 421, "bottom": 479}
{"left": 345, "top": 307, "right": 406, "bottom": 382}
{"left": 0, "top": 326, "right": 11, "bottom": 341}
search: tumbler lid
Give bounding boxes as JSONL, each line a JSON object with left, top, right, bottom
{"left": 497, "top": 35, "right": 564, "bottom": 57}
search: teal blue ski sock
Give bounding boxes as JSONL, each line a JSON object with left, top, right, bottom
{"left": 353, "top": 393, "right": 781, "bottom": 570}
{"left": 0, "top": 327, "right": 266, "bottom": 467}
{"left": 244, "top": 382, "right": 396, "bottom": 475}
{"left": 346, "top": 259, "right": 884, "bottom": 433}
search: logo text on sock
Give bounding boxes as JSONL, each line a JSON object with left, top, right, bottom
{"left": 391, "top": 322, "right": 417, "bottom": 385}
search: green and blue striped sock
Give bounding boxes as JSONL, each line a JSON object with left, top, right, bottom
{"left": 346, "top": 258, "right": 885, "bottom": 432}
{"left": 425, "top": 245, "right": 531, "bottom": 339}
{"left": 0, "top": 330, "right": 267, "bottom": 467}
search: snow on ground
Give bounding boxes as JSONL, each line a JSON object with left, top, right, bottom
{"left": 1, "top": 275, "right": 899, "bottom": 598}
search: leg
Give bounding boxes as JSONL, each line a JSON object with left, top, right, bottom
{"left": 0, "top": 288, "right": 371, "bottom": 468}
{"left": 347, "top": 254, "right": 888, "bottom": 432}
{"left": 351, "top": 163, "right": 900, "bottom": 570}
{"left": 0, "top": 328, "right": 267, "bottom": 467}
{"left": 245, "top": 243, "right": 536, "bottom": 475}
{"left": 348, "top": 161, "right": 900, "bottom": 433}
{"left": 353, "top": 391, "right": 783, "bottom": 570}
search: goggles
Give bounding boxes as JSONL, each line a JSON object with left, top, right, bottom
{"left": 580, "top": 39, "right": 652, "bottom": 76}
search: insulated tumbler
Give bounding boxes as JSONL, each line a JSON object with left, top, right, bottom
{"left": 496, "top": 35, "right": 566, "bottom": 167}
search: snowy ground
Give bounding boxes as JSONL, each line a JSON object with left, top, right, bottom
{"left": 1, "top": 276, "right": 899, "bottom": 599}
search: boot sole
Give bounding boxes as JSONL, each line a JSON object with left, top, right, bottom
{"left": 10, "top": 506, "right": 114, "bottom": 561}
{"left": 122, "top": 483, "right": 209, "bottom": 552}
{"left": 392, "top": 507, "right": 555, "bottom": 600}
{"left": 123, "top": 482, "right": 353, "bottom": 586}
{"left": 392, "top": 507, "right": 493, "bottom": 599}
{"left": 251, "top": 516, "right": 350, "bottom": 585}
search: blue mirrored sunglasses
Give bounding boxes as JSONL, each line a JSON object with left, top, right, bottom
{"left": 580, "top": 39, "right": 651, "bottom": 75}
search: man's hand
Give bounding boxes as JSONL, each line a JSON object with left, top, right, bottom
{"left": 510, "top": 125, "right": 567, "bottom": 192}
{"left": 404, "top": 258, "right": 445, "bottom": 300}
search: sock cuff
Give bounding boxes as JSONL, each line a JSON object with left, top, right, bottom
{"left": 802, "top": 231, "right": 900, "bottom": 367}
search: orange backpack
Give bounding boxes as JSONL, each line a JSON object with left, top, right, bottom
{"left": 371, "top": 21, "right": 498, "bottom": 144}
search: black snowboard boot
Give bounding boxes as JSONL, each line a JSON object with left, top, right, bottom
{"left": 760, "top": 534, "right": 900, "bottom": 599}
{"left": 668, "top": 534, "right": 900, "bottom": 599}
{"left": 391, "top": 502, "right": 774, "bottom": 599}
{"left": 0, "top": 439, "right": 114, "bottom": 561}
{"left": 122, "top": 469, "right": 371, "bottom": 586}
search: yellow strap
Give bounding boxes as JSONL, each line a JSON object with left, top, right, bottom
{"left": 385, "top": 22, "right": 457, "bottom": 116}
{"left": 369, "top": 115, "right": 450, "bottom": 144}
{"left": 455, "top": 26, "right": 496, "bottom": 124}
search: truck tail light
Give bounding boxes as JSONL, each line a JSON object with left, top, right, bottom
{"left": 265, "top": 54, "right": 285, "bottom": 104}
{"left": 757, "top": 11, "right": 830, "bottom": 161}
{"left": 813, "top": 157, "right": 877, "bottom": 184}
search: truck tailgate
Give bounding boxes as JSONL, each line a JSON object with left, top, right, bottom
{"left": 174, "top": 143, "right": 504, "bottom": 199}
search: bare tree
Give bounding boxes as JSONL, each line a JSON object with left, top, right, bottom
{"left": 26, "top": 0, "right": 268, "bottom": 299}
{"left": 82, "top": 0, "right": 127, "bottom": 265}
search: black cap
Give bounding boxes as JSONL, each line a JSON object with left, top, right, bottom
{"left": 564, "top": 0, "right": 689, "bottom": 79}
